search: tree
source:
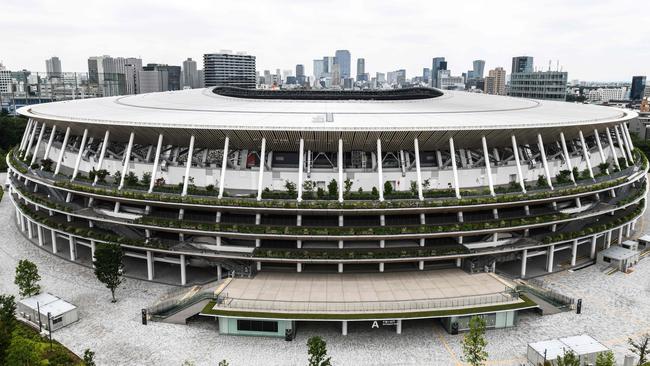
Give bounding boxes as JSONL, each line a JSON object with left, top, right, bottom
{"left": 5, "top": 336, "right": 39, "bottom": 366}
{"left": 14, "top": 259, "right": 41, "bottom": 298}
{"left": 0, "top": 295, "right": 17, "bottom": 365}
{"left": 597, "top": 162, "right": 610, "bottom": 174}
{"left": 218, "top": 360, "right": 229, "bottom": 366}
{"left": 141, "top": 172, "right": 152, "bottom": 186}
{"left": 629, "top": 334, "right": 650, "bottom": 366}
{"left": 595, "top": 350, "right": 616, "bottom": 366}
{"left": 327, "top": 179, "right": 338, "bottom": 197}
{"left": 303, "top": 180, "right": 314, "bottom": 198}
{"left": 461, "top": 315, "right": 488, "bottom": 366}
{"left": 410, "top": 181, "right": 418, "bottom": 196}
{"left": 343, "top": 178, "right": 353, "bottom": 197}
{"left": 124, "top": 171, "right": 139, "bottom": 186}
{"left": 93, "top": 243, "right": 124, "bottom": 303}
{"left": 40, "top": 158, "right": 53, "bottom": 172}
{"left": 83, "top": 349, "right": 96, "bottom": 366}
{"left": 307, "top": 336, "right": 331, "bottom": 366}
{"left": 556, "top": 349, "right": 580, "bottom": 366}
{"left": 383, "top": 181, "right": 394, "bottom": 196}
{"left": 536, "top": 175, "right": 548, "bottom": 188}
{"left": 284, "top": 180, "right": 297, "bottom": 197}
{"left": 112, "top": 171, "right": 122, "bottom": 185}
{"left": 371, "top": 186, "right": 379, "bottom": 198}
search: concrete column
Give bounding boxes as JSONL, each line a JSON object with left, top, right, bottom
{"left": 376, "top": 138, "right": 384, "bottom": 201}
{"left": 520, "top": 249, "right": 528, "bottom": 278}
{"left": 256, "top": 137, "right": 267, "bottom": 201}
{"left": 338, "top": 263, "right": 343, "bottom": 273}
{"left": 20, "top": 214, "right": 26, "bottom": 232}
{"left": 54, "top": 126, "right": 71, "bottom": 175}
{"left": 342, "top": 321, "right": 348, "bottom": 336}
{"left": 180, "top": 254, "right": 187, "bottom": 286}
{"left": 92, "top": 130, "right": 110, "bottom": 185}
{"left": 418, "top": 261, "right": 424, "bottom": 270}
{"left": 90, "top": 240, "right": 96, "bottom": 262}
{"left": 604, "top": 127, "right": 620, "bottom": 171}
{"left": 379, "top": 263, "right": 384, "bottom": 272}
{"left": 24, "top": 121, "right": 39, "bottom": 159}
{"left": 69, "top": 236, "right": 76, "bottom": 261}
{"left": 511, "top": 135, "right": 526, "bottom": 193}
{"left": 147, "top": 251, "right": 154, "bottom": 281}
{"left": 71, "top": 128, "right": 88, "bottom": 180}
{"left": 593, "top": 129, "right": 608, "bottom": 173}
{"left": 396, "top": 319, "right": 402, "bottom": 334}
{"left": 27, "top": 220, "right": 34, "bottom": 238}
{"left": 118, "top": 132, "right": 135, "bottom": 190}
{"left": 217, "top": 136, "right": 230, "bottom": 199}
{"left": 626, "top": 223, "right": 631, "bottom": 237}
{"left": 613, "top": 126, "right": 629, "bottom": 166}
{"left": 297, "top": 138, "right": 304, "bottom": 202}
{"left": 19, "top": 119, "right": 33, "bottom": 153}
{"left": 571, "top": 239, "right": 578, "bottom": 266}
{"left": 181, "top": 135, "right": 195, "bottom": 196}
{"left": 42, "top": 125, "right": 57, "bottom": 163}
{"left": 256, "top": 262, "right": 262, "bottom": 271}
{"left": 217, "top": 264, "right": 222, "bottom": 281}
{"left": 590, "top": 235, "right": 597, "bottom": 259}
{"left": 547, "top": 245, "right": 555, "bottom": 273}
{"left": 537, "top": 133, "right": 554, "bottom": 189}
{"left": 456, "top": 258, "right": 462, "bottom": 267}
{"left": 297, "top": 263, "right": 302, "bottom": 272}
{"left": 607, "top": 230, "right": 612, "bottom": 248}
{"left": 578, "top": 130, "right": 594, "bottom": 180}
{"left": 414, "top": 138, "right": 424, "bottom": 200}
{"left": 30, "top": 123, "right": 47, "bottom": 166}
{"left": 621, "top": 123, "right": 635, "bottom": 162}
{"left": 559, "top": 132, "right": 576, "bottom": 184}
{"left": 449, "top": 137, "right": 461, "bottom": 199}
{"left": 338, "top": 138, "right": 344, "bottom": 202}
{"left": 51, "top": 230, "right": 58, "bottom": 253}
{"left": 481, "top": 136, "right": 495, "bottom": 196}
{"left": 147, "top": 133, "right": 163, "bottom": 193}
{"left": 37, "top": 225, "right": 44, "bottom": 246}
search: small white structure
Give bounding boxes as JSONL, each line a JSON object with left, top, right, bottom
{"left": 597, "top": 245, "right": 640, "bottom": 272}
{"left": 621, "top": 240, "right": 639, "bottom": 251}
{"left": 637, "top": 235, "right": 650, "bottom": 249}
{"left": 527, "top": 334, "right": 609, "bottom": 365}
{"left": 17, "top": 293, "right": 78, "bottom": 331}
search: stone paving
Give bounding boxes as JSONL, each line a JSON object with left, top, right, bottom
{"left": 2, "top": 188, "right": 650, "bottom": 365}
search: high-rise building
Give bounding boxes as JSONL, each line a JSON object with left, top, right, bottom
{"left": 45, "top": 57, "right": 62, "bottom": 78}
{"left": 142, "top": 64, "right": 181, "bottom": 92}
{"left": 138, "top": 68, "right": 168, "bottom": 94}
{"left": 437, "top": 70, "right": 464, "bottom": 90}
{"left": 484, "top": 67, "right": 506, "bottom": 95}
{"left": 431, "top": 57, "right": 447, "bottom": 88}
{"left": 182, "top": 58, "right": 199, "bottom": 89}
{"left": 88, "top": 55, "right": 141, "bottom": 96}
{"left": 295, "top": 64, "right": 305, "bottom": 85}
{"left": 331, "top": 64, "right": 341, "bottom": 86}
{"left": 422, "top": 68, "right": 431, "bottom": 84}
{"left": 511, "top": 56, "right": 534, "bottom": 74}
{"left": 509, "top": 70, "right": 568, "bottom": 100}
{"left": 0, "top": 63, "right": 11, "bottom": 94}
{"left": 356, "top": 58, "right": 365, "bottom": 81}
{"left": 203, "top": 51, "right": 256, "bottom": 89}
{"left": 323, "top": 57, "right": 335, "bottom": 74}
{"left": 313, "top": 59, "right": 324, "bottom": 80}
{"left": 630, "top": 76, "right": 646, "bottom": 101}
{"left": 471, "top": 60, "right": 485, "bottom": 79}
{"left": 334, "top": 50, "right": 351, "bottom": 79}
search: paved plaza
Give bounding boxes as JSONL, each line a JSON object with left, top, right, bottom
{"left": 2, "top": 189, "right": 650, "bottom": 365}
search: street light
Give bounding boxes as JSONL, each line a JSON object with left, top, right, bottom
{"left": 47, "top": 312, "right": 53, "bottom": 351}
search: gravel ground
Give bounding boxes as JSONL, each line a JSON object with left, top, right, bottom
{"left": 2, "top": 188, "right": 650, "bottom": 366}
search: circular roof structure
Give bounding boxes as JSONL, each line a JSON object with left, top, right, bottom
{"left": 17, "top": 87, "right": 635, "bottom": 132}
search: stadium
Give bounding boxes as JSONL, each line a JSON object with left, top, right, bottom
{"left": 7, "top": 86, "right": 647, "bottom": 337}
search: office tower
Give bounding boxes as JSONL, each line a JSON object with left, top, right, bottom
{"left": 331, "top": 64, "right": 341, "bottom": 86}
{"left": 356, "top": 58, "right": 366, "bottom": 81}
{"left": 334, "top": 50, "right": 351, "bottom": 79}
{"left": 0, "top": 63, "right": 11, "bottom": 93}
{"left": 437, "top": 70, "right": 464, "bottom": 90}
{"left": 182, "top": 58, "right": 199, "bottom": 89}
{"left": 631, "top": 76, "right": 647, "bottom": 101}
{"left": 431, "top": 57, "right": 447, "bottom": 88}
{"left": 88, "top": 55, "right": 142, "bottom": 96}
{"left": 376, "top": 72, "right": 386, "bottom": 84}
{"left": 197, "top": 70, "right": 205, "bottom": 88}
{"left": 313, "top": 60, "right": 324, "bottom": 80}
{"left": 423, "top": 68, "right": 431, "bottom": 84}
{"left": 323, "top": 56, "right": 335, "bottom": 74}
{"left": 138, "top": 68, "right": 168, "bottom": 94}
{"left": 511, "top": 56, "right": 534, "bottom": 74}
{"left": 508, "top": 70, "right": 568, "bottom": 100}
{"left": 472, "top": 60, "right": 485, "bottom": 79}
{"left": 484, "top": 67, "right": 506, "bottom": 95}
{"left": 203, "top": 51, "right": 256, "bottom": 89}
{"left": 45, "top": 57, "right": 62, "bottom": 78}
{"left": 295, "top": 64, "right": 305, "bottom": 85}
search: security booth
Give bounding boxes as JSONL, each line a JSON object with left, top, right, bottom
{"left": 637, "top": 235, "right": 650, "bottom": 249}
{"left": 597, "top": 245, "right": 640, "bottom": 273}
{"left": 17, "top": 293, "right": 79, "bottom": 331}
{"left": 527, "top": 334, "right": 609, "bottom": 365}
{"left": 621, "top": 240, "right": 639, "bottom": 251}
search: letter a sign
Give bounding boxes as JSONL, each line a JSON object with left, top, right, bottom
{"left": 371, "top": 321, "right": 379, "bottom": 329}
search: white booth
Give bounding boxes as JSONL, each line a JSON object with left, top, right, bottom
{"left": 17, "top": 293, "right": 79, "bottom": 331}
{"left": 527, "top": 334, "right": 609, "bottom": 365}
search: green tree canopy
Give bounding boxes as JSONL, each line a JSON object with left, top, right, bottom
{"left": 14, "top": 259, "right": 41, "bottom": 298}
{"left": 93, "top": 243, "right": 125, "bottom": 303}
{"left": 307, "top": 336, "right": 332, "bottom": 366}
{"left": 462, "top": 316, "right": 488, "bottom": 366}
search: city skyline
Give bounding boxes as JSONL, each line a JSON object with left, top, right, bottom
{"left": 0, "top": 0, "right": 647, "bottom": 82}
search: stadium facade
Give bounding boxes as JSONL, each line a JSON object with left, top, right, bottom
{"left": 7, "top": 87, "right": 647, "bottom": 336}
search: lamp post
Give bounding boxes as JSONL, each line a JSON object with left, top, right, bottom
{"left": 47, "top": 312, "right": 53, "bottom": 351}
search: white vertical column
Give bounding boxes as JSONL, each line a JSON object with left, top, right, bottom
{"left": 578, "top": 130, "right": 594, "bottom": 180}
{"left": 520, "top": 249, "right": 527, "bottom": 278}
{"left": 613, "top": 125, "right": 629, "bottom": 166}
{"left": 620, "top": 123, "right": 635, "bottom": 163}
{"left": 146, "top": 251, "right": 154, "bottom": 281}
{"left": 69, "top": 236, "right": 76, "bottom": 261}
{"left": 147, "top": 134, "right": 163, "bottom": 193}
{"left": 481, "top": 136, "right": 495, "bottom": 196}
{"left": 511, "top": 135, "right": 526, "bottom": 193}
{"left": 71, "top": 128, "right": 88, "bottom": 180}
{"left": 181, "top": 135, "right": 195, "bottom": 196}
{"left": 23, "top": 121, "right": 39, "bottom": 158}
{"left": 593, "top": 129, "right": 607, "bottom": 172}
{"left": 590, "top": 235, "right": 597, "bottom": 259}
{"left": 93, "top": 130, "right": 110, "bottom": 185}
{"left": 414, "top": 138, "right": 424, "bottom": 200}
{"left": 376, "top": 138, "right": 384, "bottom": 201}
{"left": 338, "top": 138, "right": 344, "bottom": 202}
{"left": 36, "top": 225, "right": 44, "bottom": 246}
{"left": 42, "top": 125, "right": 57, "bottom": 163}
{"left": 256, "top": 137, "right": 267, "bottom": 201}
{"left": 30, "top": 123, "right": 47, "bottom": 166}
{"left": 50, "top": 230, "right": 58, "bottom": 253}
{"left": 537, "top": 133, "right": 553, "bottom": 189}
{"left": 118, "top": 132, "right": 135, "bottom": 190}
{"left": 19, "top": 119, "right": 33, "bottom": 152}
{"left": 180, "top": 254, "right": 187, "bottom": 286}
{"left": 217, "top": 136, "right": 229, "bottom": 199}
{"left": 605, "top": 127, "right": 621, "bottom": 171}
{"left": 547, "top": 245, "right": 554, "bottom": 273}
{"left": 297, "top": 138, "right": 304, "bottom": 202}
{"left": 449, "top": 137, "right": 460, "bottom": 199}
{"left": 571, "top": 239, "right": 578, "bottom": 266}
{"left": 54, "top": 127, "right": 71, "bottom": 175}
{"left": 559, "top": 132, "right": 576, "bottom": 184}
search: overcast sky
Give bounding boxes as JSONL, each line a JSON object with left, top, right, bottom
{"left": 1, "top": 0, "right": 647, "bottom": 81}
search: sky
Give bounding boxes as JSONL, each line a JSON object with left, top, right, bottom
{"left": 1, "top": 0, "right": 648, "bottom": 82}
